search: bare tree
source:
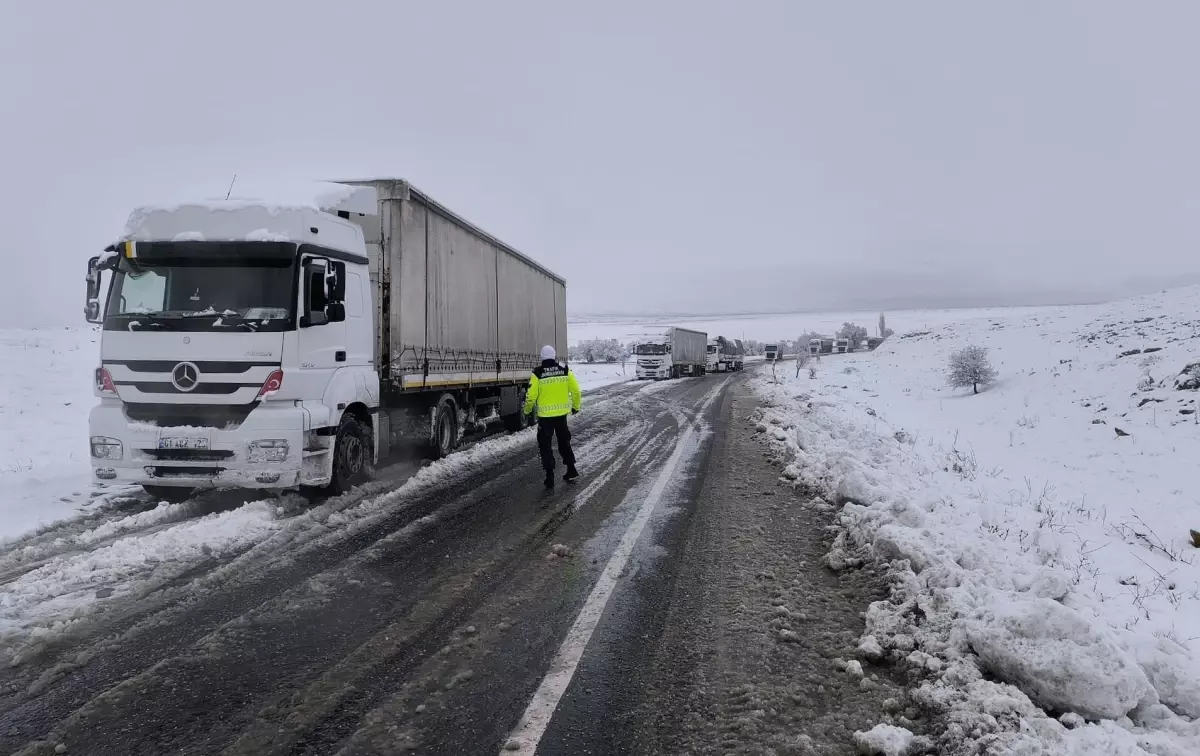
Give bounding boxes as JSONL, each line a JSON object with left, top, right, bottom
{"left": 837, "top": 322, "right": 869, "bottom": 349}
{"left": 569, "top": 339, "right": 628, "bottom": 364}
{"left": 878, "top": 313, "right": 894, "bottom": 339}
{"left": 948, "top": 345, "right": 998, "bottom": 395}
{"left": 794, "top": 349, "right": 811, "bottom": 377}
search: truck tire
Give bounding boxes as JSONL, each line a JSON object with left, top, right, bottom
{"left": 432, "top": 397, "right": 459, "bottom": 459}
{"left": 502, "top": 389, "right": 529, "bottom": 433}
{"left": 503, "top": 410, "right": 528, "bottom": 433}
{"left": 326, "top": 414, "right": 370, "bottom": 495}
{"left": 142, "top": 485, "right": 194, "bottom": 504}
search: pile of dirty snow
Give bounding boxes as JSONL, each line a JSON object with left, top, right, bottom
{"left": 751, "top": 286, "right": 1200, "bottom": 754}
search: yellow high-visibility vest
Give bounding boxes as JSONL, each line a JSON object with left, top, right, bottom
{"left": 523, "top": 363, "right": 581, "bottom": 418}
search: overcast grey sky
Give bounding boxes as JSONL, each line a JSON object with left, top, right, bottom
{"left": 4, "top": 0, "right": 1200, "bottom": 323}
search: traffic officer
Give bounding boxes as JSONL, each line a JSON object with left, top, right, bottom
{"left": 523, "top": 345, "right": 582, "bottom": 488}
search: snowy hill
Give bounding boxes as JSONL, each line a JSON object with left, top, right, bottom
{"left": 752, "top": 286, "right": 1200, "bottom": 754}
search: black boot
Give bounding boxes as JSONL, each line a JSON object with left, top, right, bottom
{"left": 564, "top": 465, "right": 579, "bottom": 482}
{"left": 544, "top": 471, "right": 555, "bottom": 489}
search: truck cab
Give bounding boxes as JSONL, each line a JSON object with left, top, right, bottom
{"left": 635, "top": 341, "right": 672, "bottom": 380}
{"left": 707, "top": 340, "right": 721, "bottom": 373}
{"left": 764, "top": 344, "right": 779, "bottom": 362}
{"left": 85, "top": 187, "right": 382, "bottom": 500}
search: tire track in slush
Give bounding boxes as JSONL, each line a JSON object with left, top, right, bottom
{"left": 214, "top": 416, "right": 672, "bottom": 756}
{"left": 0, "top": 382, "right": 667, "bottom": 754}
{"left": 19, "top": 398, "right": 675, "bottom": 756}
{"left": 503, "top": 380, "right": 726, "bottom": 754}
{"left": 2, "top": 395, "right": 633, "bottom": 673}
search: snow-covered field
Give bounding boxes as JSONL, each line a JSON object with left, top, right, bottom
{"left": 571, "top": 361, "right": 635, "bottom": 391}
{"left": 751, "top": 287, "right": 1200, "bottom": 754}
{"left": 0, "top": 328, "right": 132, "bottom": 543}
{"left": 569, "top": 306, "right": 1053, "bottom": 346}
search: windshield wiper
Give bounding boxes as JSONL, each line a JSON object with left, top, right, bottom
{"left": 211, "top": 314, "right": 261, "bottom": 332}
{"left": 115, "top": 312, "right": 184, "bottom": 330}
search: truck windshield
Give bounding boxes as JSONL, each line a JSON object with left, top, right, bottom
{"left": 635, "top": 344, "right": 668, "bottom": 355}
{"left": 104, "top": 257, "right": 295, "bottom": 332}
{"left": 707, "top": 345, "right": 717, "bottom": 353}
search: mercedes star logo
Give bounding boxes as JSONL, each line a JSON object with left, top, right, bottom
{"left": 171, "top": 362, "right": 201, "bottom": 392}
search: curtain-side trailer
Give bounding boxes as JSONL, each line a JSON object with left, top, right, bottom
{"left": 343, "top": 179, "right": 567, "bottom": 461}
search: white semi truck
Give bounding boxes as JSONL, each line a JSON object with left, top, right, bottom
{"left": 634, "top": 327, "right": 708, "bottom": 380}
{"left": 764, "top": 344, "right": 780, "bottom": 362}
{"left": 708, "top": 336, "right": 744, "bottom": 372}
{"left": 84, "top": 179, "right": 567, "bottom": 500}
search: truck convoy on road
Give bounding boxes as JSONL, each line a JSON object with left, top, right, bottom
{"left": 634, "top": 327, "right": 708, "bottom": 379}
{"left": 84, "top": 179, "right": 567, "bottom": 499}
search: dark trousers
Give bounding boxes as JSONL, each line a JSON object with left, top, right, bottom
{"left": 537, "top": 415, "right": 576, "bottom": 472}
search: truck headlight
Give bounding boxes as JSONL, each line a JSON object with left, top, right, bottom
{"left": 90, "top": 437, "right": 123, "bottom": 460}
{"left": 249, "top": 439, "right": 289, "bottom": 463}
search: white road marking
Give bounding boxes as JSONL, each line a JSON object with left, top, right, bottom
{"left": 502, "top": 379, "right": 725, "bottom": 754}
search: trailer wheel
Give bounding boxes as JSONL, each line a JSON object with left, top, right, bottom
{"left": 432, "top": 397, "right": 459, "bottom": 459}
{"left": 142, "top": 485, "right": 194, "bottom": 504}
{"left": 326, "top": 414, "right": 369, "bottom": 495}
{"left": 503, "top": 410, "right": 528, "bottom": 433}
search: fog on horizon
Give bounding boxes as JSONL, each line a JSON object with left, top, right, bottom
{"left": 4, "top": 0, "right": 1200, "bottom": 326}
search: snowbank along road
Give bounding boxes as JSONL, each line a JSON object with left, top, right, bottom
{"left": 0, "top": 373, "right": 902, "bottom": 755}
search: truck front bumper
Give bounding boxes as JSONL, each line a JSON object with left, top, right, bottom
{"left": 636, "top": 366, "right": 670, "bottom": 380}
{"left": 89, "top": 402, "right": 309, "bottom": 489}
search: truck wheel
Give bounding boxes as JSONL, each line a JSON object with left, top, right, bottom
{"left": 142, "top": 485, "right": 194, "bottom": 504}
{"left": 432, "top": 397, "right": 459, "bottom": 459}
{"left": 503, "top": 411, "right": 528, "bottom": 433}
{"left": 326, "top": 414, "right": 370, "bottom": 495}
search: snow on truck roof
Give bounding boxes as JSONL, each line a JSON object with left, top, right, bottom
{"left": 131, "top": 180, "right": 380, "bottom": 218}
{"left": 120, "top": 181, "right": 378, "bottom": 255}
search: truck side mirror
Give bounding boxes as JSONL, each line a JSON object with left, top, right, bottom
{"left": 300, "top": 257, "right": 330, "bottom": 328}
{"left": 325, "top": 302, "right": 346, "bottom": 323}
{"left": 326, "top": 261, "right": 346, "bottom": 303}
{"left": 85, "top": 256, "right": 104, "bottom": 324}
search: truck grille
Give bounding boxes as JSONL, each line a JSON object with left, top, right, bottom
{"left": 109, "top": 360, "right": 276, "bottom": 373}
{"left": 141, "top": 449, "right": 235, "bottom": 462}
{"left": 123, "top": 382, "right": 251, "bottom": 395}
{"left": 124, "top": 404, "right": 258, "bottom": 428}
{"left": 146, "top": 466, "right": 225, "bottom": 478}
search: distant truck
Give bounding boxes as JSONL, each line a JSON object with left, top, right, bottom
{"left": 724, "top": 338, "right": 745, "bottom": 372}
{"left": 834, "top": 339, "right": 850, "bottom": 354}
{"left": 808, "top": 339, "right": 821, "bottom": 356}
{"left": 708, "top": 336, "right": 745, "bottom": 372}
{"left": 635, "top": 327, "right": 708, "bottom": 379}
{"left": 764, "top": 344, "right": 780, "bottom": 362}
{"left": 84, "top": 179, "right": 565, "bottom": 500}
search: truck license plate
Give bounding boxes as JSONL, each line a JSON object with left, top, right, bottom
{"left": 158, "top": 437, "right": 210, "bottom": 450}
